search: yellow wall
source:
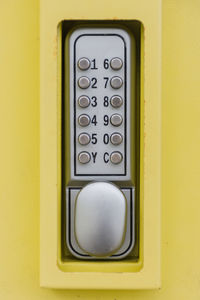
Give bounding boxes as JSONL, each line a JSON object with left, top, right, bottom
{"left": 0, "top": 0, "right": 200, "bottom": 298}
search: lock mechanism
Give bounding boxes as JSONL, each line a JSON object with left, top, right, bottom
{"left": 65, "top": 27, "right": 136, "bottom": 259}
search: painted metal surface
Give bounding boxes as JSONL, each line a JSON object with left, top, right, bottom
{"left": 0, "top": 0, "right": 200, "bottom": 297}
{"left": 40, "top": 0, "right": 161, "bottom": 289}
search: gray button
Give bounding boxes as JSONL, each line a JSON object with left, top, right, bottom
{"left": 78, "top": 133, "right": 91, "bottom": 145}
{"left": 110, "top": 114, "right": 123, "bottom": 126}
{"left": 110, "top": 152, "right": 123, "bottom": 164}
{"left": 110, "top": 133, "right": 123, "bottom": 145}
{"left": 78, "top": 114, "right": 90, "bottom": 127}
{"left": 110, "top": 95, "right": 123, "bottom": 108}
{"left": 110, "top": 57, "right": 123, "bottom": 70}
{"left": 77, "top": 57, "right": 90, "bottom": 70}
{"left": 78, "top": 152, "right": 91, "bottom": 164}
{"left": 78, "top": 76, "right": 90, "bottom": 89}
{"left": 78, "top": 95, "right": 90, "bottom": 108}
{"left": 110, "top": 76, "right": 123, "bottom": 89}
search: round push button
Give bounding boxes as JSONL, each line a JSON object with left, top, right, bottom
{"left": 78, "top": 151, "right": 91, "bottom": 164}
{"left": 110, "top": 114, "right": 123, "bottom": 127}
{"left": 78, "top": 76, "right": 90, "bottom": 89}
{"left": 78, "top": 133, "right": 91, "bottom": 145}
{"left": 110, "top": 57, "right": 123, "bottom": 70}
{"left": 78, "top": 95, "right": 90, "bottom": 108}
{"left": 77, "top": 57, "right": 91, "bottom": 70}
{"left": 110, "top": 95, "right": 123, "bottom": 108}
{"left": 110, "top": 151, "right": 123, "bottom": 164}
{"left": 78, "top": 114, "right": 90, "bottom": 127}
{"left": 110, "top": 76, "right": 123, "bottom": 89}
{"left": 75, "top": 182, "right": 126, "bottom": 257}
{"left": 110, "top": 133, "right": 123, "bottom": 145}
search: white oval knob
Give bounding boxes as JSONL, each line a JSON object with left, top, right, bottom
{"left": 75, "top": 182, "right": 127, "bottom": 257}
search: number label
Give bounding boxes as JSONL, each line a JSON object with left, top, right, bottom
{"left": 104, "top": 59, "right": 109, "bottom": 69}
{"left": 91, "top": 133, "right": 97, "bottom": 144}
{"left": 91, "top": 78, "right": 97, "bottom": 88}
{"left": 91, "top": 59, "right": 98, "bottom": 70}
{"left": 104, "top": 77, "right": 109, "bottom": 88}
{"left": 103, "top": 115, "right": 109, "bottom": 126}
{"left": 91, "top": 96, "right": 97, "bottom": 107}
{"left": 103, "top": 96, "right": 109, "bottom": 107}
{"left": 91, "top": 115, "right": 98, "bottom": 126}
{"left": 103, "top": 134, "right": 109, "bottom": 144}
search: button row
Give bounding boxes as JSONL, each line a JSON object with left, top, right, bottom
{"left": 78, "top": 151, "right": 123, "bottom": 164}
{"left": 78, "top": 95, "right": 123, "bottom": 108}
{"left": 78, "top": 114, "right": 123, "bottom": 127}
{"left": 78, "top": 76, "right": 123, "bottom": 89}
{"left": 77, "top": 57, "right": 123, "bottom": 71}
{"left": 78, "top": 132, "right": 123, "bottom": 146}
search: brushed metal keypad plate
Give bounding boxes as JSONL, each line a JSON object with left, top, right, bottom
{"left": 67, "top": 28, "right": 132, "bottom": 181}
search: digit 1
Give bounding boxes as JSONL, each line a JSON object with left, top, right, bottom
{"left": 91, "top": 59, "right": 98, "bottom": 70}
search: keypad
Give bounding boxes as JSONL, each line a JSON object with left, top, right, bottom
{"left": 77, "top": 57, "right": 124, "bottom": 166}
{"left": 70, "top": 31, "right": 130, "bottom": 176}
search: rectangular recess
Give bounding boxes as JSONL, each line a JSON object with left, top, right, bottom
{"left": 40, "top": 0, "right": 161, "bottom": 289}
{"left": 66, "top": 187, "right": 135, "bottom": 260}
{"left": 61, "top": 20, "right": 141, "bottom": 271}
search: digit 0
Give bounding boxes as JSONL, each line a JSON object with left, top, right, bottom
{"left": 103, "top": 134, "right": 109, "bottom": 144}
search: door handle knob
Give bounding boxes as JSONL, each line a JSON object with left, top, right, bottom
{"left": 75, "top": 182, "right": 127, "bottom": 257}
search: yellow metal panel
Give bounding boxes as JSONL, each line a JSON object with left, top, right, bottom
{"left": 0, "top": 0, "right": 200, "bottom": 298}
{"left": 40, "top": 0, "right": 161, "bottom": 289}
